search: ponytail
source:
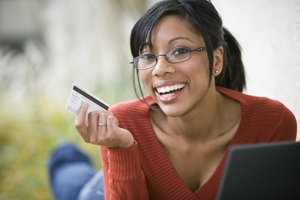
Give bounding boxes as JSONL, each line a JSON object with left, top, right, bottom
{"left": 215, "top": 27, "right": 246, "bottom": 92}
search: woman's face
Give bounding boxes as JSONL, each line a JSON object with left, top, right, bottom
{"left": 139, "top": 15, "right": 219, "bottom": 117}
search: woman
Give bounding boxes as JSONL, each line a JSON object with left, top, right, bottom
{"left": 74, "top": 0, "right": 297, "bottom": 199}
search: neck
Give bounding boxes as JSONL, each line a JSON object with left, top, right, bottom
{"left": 153, "top": 86, "right": 226, "bottom": 143}
{"left": 173, "top": 89, "right": 223, "bottom": 141}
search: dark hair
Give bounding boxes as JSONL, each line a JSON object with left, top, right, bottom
{"left": 130, "top": 0, "right": 246, "bottom": 104}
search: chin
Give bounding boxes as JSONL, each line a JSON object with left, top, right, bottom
{"left": 159, "top": 106, "right": 187, "bottom": 118}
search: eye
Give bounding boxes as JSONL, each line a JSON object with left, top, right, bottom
{"left": 139, "top": 54, "right": 155, "bottom": 60}
{"left": 138, "top": 54, "right": 156, "bottom": 63}
{"left": 170, "top": 48, "right": 190, "bottom": 57}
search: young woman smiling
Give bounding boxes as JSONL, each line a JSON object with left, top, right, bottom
{"left": 49, "top": 0, "right": 297, "bottom": 199}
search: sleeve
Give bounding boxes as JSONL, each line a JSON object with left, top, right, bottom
{"left": 265, "top": 104, "right": 297, "bottom": 142}
{"left": 100, "top": 142, "right": 149, "bottom": 200}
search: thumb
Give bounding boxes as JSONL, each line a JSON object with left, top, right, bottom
{"left": 75, "top": 103, "right": 89, "bottom": 126}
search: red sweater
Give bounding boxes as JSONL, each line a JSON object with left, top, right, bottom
{"left": 100, "top": 87, "right": 297, "bottom": 200}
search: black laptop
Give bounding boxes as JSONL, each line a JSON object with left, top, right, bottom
{"left": 216, "top": 141, "right": 300, "bottom": 200}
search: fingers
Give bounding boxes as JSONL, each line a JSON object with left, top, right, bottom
{"left": 107, "top": 115, "right": 118, "bottom": 133}
{"left": 74, "top": 104, "right": 134, "bottom": 148}
{"left": 75, "top": 102, "right": 113, "bottom": 143}
{"left": 98, "top": 113, "right": 109, "bottom": 127}
{"left": 86, "top": 111, "right": 102, "bottom": 143}
{"left": 106, "top": 116, "right": 134, "bottom": 148}
{"left": 95, "top": 113, "right": 110, "bottom": 143}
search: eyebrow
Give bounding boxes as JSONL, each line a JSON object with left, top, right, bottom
{"left": 168, "top": 37, "right": 193, "bottom": 44}
{"left": 139, "top": 37, "right": 193, "bottom": 53}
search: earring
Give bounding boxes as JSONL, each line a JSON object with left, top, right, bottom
{"left": 215, "top": 70, "right": 219, "bottom": 74}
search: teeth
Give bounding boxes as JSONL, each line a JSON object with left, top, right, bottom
{"left": 165, "top": 86, "right": 170, "bottom": 92}
{"left": 157, "top": 84, "right": 186, "bottom": 94}
{"left": 161, "top": 93, "right": 175, "bottom": 97}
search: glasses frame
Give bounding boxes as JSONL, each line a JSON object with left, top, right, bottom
{"left": 130, "top": 47, "right": 207, "bottom": 70}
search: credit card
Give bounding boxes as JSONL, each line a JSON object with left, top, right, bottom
{"left": 65, "top": 84, "right": 109, "bottom": 121}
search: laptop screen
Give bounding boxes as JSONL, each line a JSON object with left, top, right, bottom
{"left": 216, "top": 141, "right": 300, "bottom": 200}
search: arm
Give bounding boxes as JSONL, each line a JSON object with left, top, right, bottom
{"left": 100, "top": 144, "right": 149, "bottom": 200}
{"left": 75, "top": 103, "right": 149, "bottom": 199}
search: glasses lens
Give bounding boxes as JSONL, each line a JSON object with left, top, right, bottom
{"left": 134, "top": 54, "right": 156, "bottom": 70}
{"left": 167, "top": 48, "right": 191, "bottom": 63}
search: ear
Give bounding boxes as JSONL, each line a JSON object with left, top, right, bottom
{"left": 212, "top": 46, "right": 223, "bottom": 76}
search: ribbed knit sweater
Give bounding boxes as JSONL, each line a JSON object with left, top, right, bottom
{"left": 100, "top": 87, "right": 297, "bottom": 200}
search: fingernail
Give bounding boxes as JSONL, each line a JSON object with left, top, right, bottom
{"left": 82, "top": 103, "right": 88, "bottom": 108}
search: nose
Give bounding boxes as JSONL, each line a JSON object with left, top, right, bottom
{"left": 151, "top": 55, "right": 176, "bottom": 77}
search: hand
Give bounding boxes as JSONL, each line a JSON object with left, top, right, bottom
{"left": 75, "top": 103, "right": 134, "bottom": 148}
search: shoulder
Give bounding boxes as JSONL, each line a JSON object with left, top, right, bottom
{"left": 217, "top": 87, "right": 297, "bottom": 142}
{"left": 217, "top": 86, "right": 287, "bottom": 113}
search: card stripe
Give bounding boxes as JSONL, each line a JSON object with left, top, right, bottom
{"left": 73, "top": 85, "right": 109, "bottom": 111}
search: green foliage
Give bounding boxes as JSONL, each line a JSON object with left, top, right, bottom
{"left": 0, "top": 97, "right": 103, "bottom": 200}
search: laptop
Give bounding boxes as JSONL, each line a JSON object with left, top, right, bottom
{"left": 216, "top": 141, "right": 300, "bottom": 200}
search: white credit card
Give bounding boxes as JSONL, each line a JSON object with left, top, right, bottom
{"left": 65, "top": 84, "right": 109, "bottom": 121}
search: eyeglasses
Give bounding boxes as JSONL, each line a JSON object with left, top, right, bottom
{"left": 130, "top": 47, "right": 206, "bottom": 70}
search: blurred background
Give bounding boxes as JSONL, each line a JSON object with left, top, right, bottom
{"left": 0, "top": 0, "right": 299, "bottom": 199}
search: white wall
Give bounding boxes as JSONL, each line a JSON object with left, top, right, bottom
{"left": 213, "top": 0, "right": 300, "bottom": 140}
{"left": 148, "top": 0, "right": 300, "bottom": 140}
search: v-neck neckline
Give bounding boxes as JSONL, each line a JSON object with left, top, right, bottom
{"left": 141, "top": 87, "right": 247, "bottom": 197}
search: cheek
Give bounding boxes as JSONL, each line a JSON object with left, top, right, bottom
{"left": 138, "top": 70, "right": 153, "bottom": 90}
{"left": 185, "top": 58, "right": 210, "bottom": 80}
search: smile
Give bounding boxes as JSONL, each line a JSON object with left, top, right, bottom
{"left": 156, "top": 84, "right": 186, "bottom": 97}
